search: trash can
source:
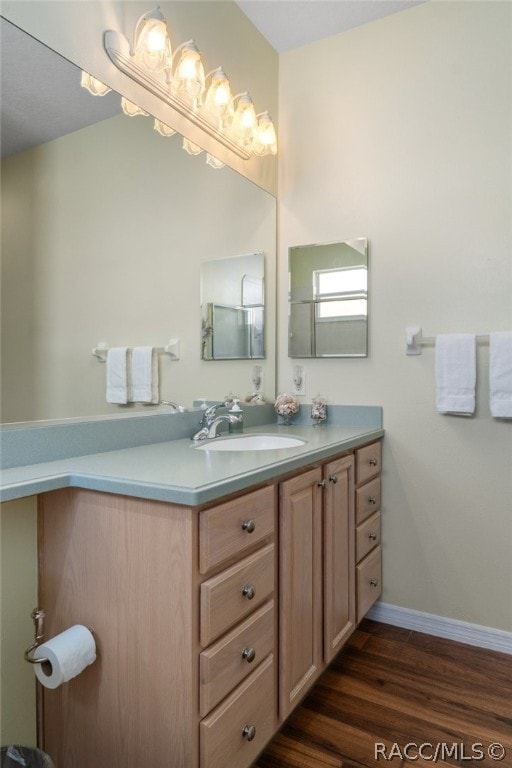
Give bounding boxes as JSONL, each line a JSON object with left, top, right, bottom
{"left": 1, "top": 745, "right": 55, "bottom": 768}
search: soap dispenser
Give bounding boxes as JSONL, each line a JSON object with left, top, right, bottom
{"left": 229, "top": 399, "right": 243, "bottom": 433}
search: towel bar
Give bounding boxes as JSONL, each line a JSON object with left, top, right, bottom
{"left": 92, "top": 339, "right": 180, "bottom": 362}
{"left": 406, "top": 327, "right": 490, "bottom": 355}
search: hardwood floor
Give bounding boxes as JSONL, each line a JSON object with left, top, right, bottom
{"left": 256, "top": 620, "right": 512, "bottom": 768}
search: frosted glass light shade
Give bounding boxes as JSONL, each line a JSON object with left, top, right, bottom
{"left": 81, "top": 71, "right": 111, "bottom": 96}
{"left": 154, "top": 120, "right": 177, "bottom": 137}
{"left": 206, "top": 154, "right": 225, "bottom": 169}
{"left": 172, "top": 42, "right": 205, "bottom": 105}
{"left": 204, "top": 68, "right": 233, "bottom": 124}
{"left": 183, "top": 138, "right": 204, "bottom": 155}
{"left": 133, "top": 9, "right": 172, "bottom": 72}
{"left": 253, "top": 112, "right": 277, "bottom": 156}
{"left": 231, "top": 93, "right": 257, "bottom": 145}
{"left": 121, "top": 98, "right": 149, "bottom": 117}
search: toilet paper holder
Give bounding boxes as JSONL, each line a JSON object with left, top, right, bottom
{"left": 23, "top": 608, "right": 48, "bottom": 664}
{"left": 24, "top": 608, "right": 50, "bottom": 665}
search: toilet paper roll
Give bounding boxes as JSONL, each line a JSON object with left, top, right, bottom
{"left": 34, "top": 624, "right": 96, "bottom": 689}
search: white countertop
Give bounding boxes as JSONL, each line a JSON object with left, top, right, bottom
{"left": 0, "top": 423, "right": 384, "bottom": 506}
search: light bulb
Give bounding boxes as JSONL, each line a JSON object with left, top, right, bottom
{"left": 232, "top": 93, "right": 257, "bottom": 145}
{"left": 145, "top": 22, "right": 167, "bottom": 53}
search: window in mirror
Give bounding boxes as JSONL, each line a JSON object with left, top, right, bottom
{"left": 289, "top": 238, "right": 368, "bottom": 358}
{"left": 201, "top": 252, "right": 265, "bottom": 360}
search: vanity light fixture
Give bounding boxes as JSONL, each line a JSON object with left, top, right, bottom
{"left": 81, "top": 6, "right": 277, "bottom": 166}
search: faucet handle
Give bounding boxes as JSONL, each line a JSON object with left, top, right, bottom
{"left": 203, "top": 403, "right": 222, "bottom": 423}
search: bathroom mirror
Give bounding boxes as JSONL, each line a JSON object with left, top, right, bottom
{"left": 288, "top": 238, "right": 368, "bottom": 358}
{"left": 0, "top": 19, "right": 277, "bottom": 422}
{"left": 201, "top": 253, "right": 265, "bottom": 360}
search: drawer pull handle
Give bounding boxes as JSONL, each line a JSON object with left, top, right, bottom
{"left": 317, "top": 480, "right": 326, "bottom": 488}
{"left": 241, "top": 519, "right": 256, "bottom": 533}
{"left": 369, "top": 458, "right": 378, "bottom": 466}
{"left": 368, "top": 496, "right": 377, "bottom": 505}
{"left": 242, "top": 584, "right": 256, "bottom": 600}
{"left": 370, "top": 578, "right": 379, "bottom": 588}
{"left": 329, "top": 475, "right": 338, "bottom": 484}
{"left": 368, "top": 532, "right": 377, "bottom": 541}
{"left": 242, "top": 725, "right": 256, "bottom": 742}
{"left": 242, "top": 647, "right": 256, "bottom": 663}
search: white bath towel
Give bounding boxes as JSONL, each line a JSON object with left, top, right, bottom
{"left": 489, "top": 332, "right": 512, "bottom": 418}
{"left": 435, "top": 334, "right": 476, "bottom": 415}
{"left": 106, "top": 347, "right": 129, "bottom": 404}
{"left": 131, "top": 347, "right": 159, "bottom": 403}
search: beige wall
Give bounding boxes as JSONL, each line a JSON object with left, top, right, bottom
{"left": 278, "top": 1, "right": 512, "bottom": 631}
{"left": 1, "top": 113, "right": 276, "bottom": 422}
{"left": 0, "top": 498, "right": 38, "bottom": 745}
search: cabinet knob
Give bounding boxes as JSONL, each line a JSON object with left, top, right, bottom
{"left": 242, "top": 725, "right": 256, "bottom": 741}
{"left": 242, "top": 584, "right": 256, "bottom": 600}
{"left": 368, "top": 532, "right": 377, "bottom": 541}
{"left": 329, "top": 475, "right": 338, "bottom": 484}
{"left": 242, "top": 647, "right": 256, "bottom": 663}
{"left": 317, "top": 480, "right": 326, "bottom": 488}
{"left": 369, "top": 458, "right": 378, "bottom": 467}
{"left": 241, "top": 519, "right": 256, "bottom": 533}
{"left": 368, "top": 496, "right": 377, "bottom": 505}
{"left": 370, "top": 578, "right": 379, "bottom": 588}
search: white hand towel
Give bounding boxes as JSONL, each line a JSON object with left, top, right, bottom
{"left": 489, "top": 332, "right": 512, "bottom": 418}
{"left": 131, "top": 347, "right": 159, "bottom": 404}
{"left": 435, "top": 334, "right": 476, "bottom": 415}
{"left": 106, "top": 347, "right": 129, "bottom": 404}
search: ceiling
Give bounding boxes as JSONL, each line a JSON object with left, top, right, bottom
{"left": 235, "top": 0, "right": 425, "bottom": 53}
{"left": 1, "top": 1, "right": 425, "bottom": 158}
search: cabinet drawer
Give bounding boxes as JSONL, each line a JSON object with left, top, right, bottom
{"left": 355, "top": 476, "right": 381, "bottom": 525}
{"left": 356, "top": 441, "right": 381, "bottom": 485}
{"left": 200, "top": 654, "right": 275, "bottom": 768}
{"left": 200, "top": 601, "right": 274, "bottom": 717}
{"left": 200, "top": 544, "right": 274, "bottom": 647}
{"left": 356, "top": 546, "right": 382, "bottom": 622}
{"left": 356, "top": 512, "right": 381, "bottom": 563}
{"left": 199, "top": 486, "right": 275, "bottom": 574}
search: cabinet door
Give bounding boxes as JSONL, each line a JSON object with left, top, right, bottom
{"left": 279, "top": 467, "right": 323, "bottom": 720}
{"left": 323, "top": 455, "right": 355, "bottom": 663}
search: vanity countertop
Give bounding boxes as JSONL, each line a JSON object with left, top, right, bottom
{"left": 0, "top": 423, "right": 384, "bottom": 506}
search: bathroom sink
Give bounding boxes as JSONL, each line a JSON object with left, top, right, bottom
{"left": 195, "top": 434, "right": 306, "bottom": 451}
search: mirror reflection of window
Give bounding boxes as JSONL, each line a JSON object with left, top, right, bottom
{"left": 314, "top": 266, "right": 367, "bottom": 320}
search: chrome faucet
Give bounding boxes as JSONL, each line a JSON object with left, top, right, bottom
{"left": 191, "top": 404, "right": 241, "bottom": 441}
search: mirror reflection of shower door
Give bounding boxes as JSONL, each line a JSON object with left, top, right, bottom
{"left": 212, "top": 304, "right": 251, "bottom": 359}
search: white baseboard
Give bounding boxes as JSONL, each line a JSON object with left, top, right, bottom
{"left": 367, "top": 602, "right": 512, "bottom": 655}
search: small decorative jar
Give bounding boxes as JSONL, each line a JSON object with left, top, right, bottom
{"left": 311, "top": 394, "right": 327, "bottom": 425}
{"left": 274, "top": 393, "right": 299, "bottom": 426}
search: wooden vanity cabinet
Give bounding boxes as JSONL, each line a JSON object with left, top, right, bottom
{"left": 37, "top": 439, "right": 381, "bottom": 767}
{"left": 278, "top": 454, "right": 355, "bottom": 720}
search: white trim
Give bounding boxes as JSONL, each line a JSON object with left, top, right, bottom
{"left": 367, "top": 602, "right": 512, "bottom": 656}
